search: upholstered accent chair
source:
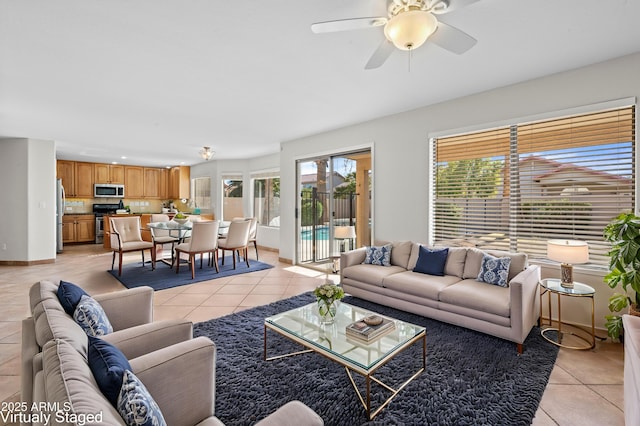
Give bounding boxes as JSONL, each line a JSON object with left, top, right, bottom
{"left": 174, "top": 220, "right": 220, "bottom": 279}
{"left": 110, "top": 216, "right": 156, "bottom": 276}
{"left": 233, "top": 217, "right": 259, "bottom": 259}
{"left": 218, "top": 219, "right": 252, "bottom": 269}
{"left": 149, "top": 214, "right": 181, "bottom": 264}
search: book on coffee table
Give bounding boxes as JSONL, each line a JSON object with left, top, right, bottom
{"left": 346, "top": 315, "right": 396, "bottom": 342}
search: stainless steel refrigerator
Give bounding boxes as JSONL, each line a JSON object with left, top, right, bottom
{"left": 56, "top": 178, "right": 65, "bottom": 253}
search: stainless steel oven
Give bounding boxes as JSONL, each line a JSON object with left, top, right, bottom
{"left": 92, "top": 203, "right": 120, "bottom": 244}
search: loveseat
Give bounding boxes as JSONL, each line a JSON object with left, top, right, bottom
{"left": 340, "top": 242, "right": 541, "bottom": 353}
{"left": 22, "top": 280, "right": 324, "bottom": 426}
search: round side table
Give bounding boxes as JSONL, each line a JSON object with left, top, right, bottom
{"left": 540, "top": 278, "right": 595, "bottom": 350}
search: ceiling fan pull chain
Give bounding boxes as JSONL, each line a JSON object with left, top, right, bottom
{"left": 408, "top": 48, "right": 412, "bottom": 72}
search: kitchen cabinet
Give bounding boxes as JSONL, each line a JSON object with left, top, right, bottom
{"left": 62, "top": 215, "right": 95, "bottom": 243}
{"left": 125, "top": 166, "right": 144, "bottom": 198}
{"left": 168, "top": 166, "right": 190, "bottom": 199}
{"left": 56, "top": 160, "right": 94, "bottom": 197}
{"left": 143, "top": 168, "right": 166, "bottom": 199}
{"left": 94, "top": 163, "right": 125, "bottom": 184}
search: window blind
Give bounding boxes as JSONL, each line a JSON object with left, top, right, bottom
{"left": 433, "top": 106, "right": 635, "bottom": 267}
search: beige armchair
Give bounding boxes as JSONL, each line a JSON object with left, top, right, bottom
{"left": 174, "top": 220, "right": 220, "bottom": 279}
{"left": 38, "top": 336, "right": 324, "bottom": 426}
{"left": 218, "top": 219, "right": 251, "bottom": 269}
{"left": 110, "top": 216, "right": 156, "bottom": 276}
{"left": 149, "top": 213, "right": 180, "bottom": 264}
{"left": 22, "top": 279, "right": 193, "bottom": 408}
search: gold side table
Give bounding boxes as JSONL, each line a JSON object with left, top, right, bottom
{"left": 540, "top": 278, "right": 595, "bottom": 350}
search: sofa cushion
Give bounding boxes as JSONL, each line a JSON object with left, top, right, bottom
{"left": 364, "top": 244, "right": 392, "bottom": 266}
{"left": 383, "top": 271, "right": 460, "bottom": 300}
{"left": 57, "top": 280, "right": 90, "bottom": 316}
{"left": 343, "top": 264, "right": 406, "bottom": 287}
{"left": 487, "top": 250, "right": 528, "bottom": 280}
{"left": 34, "top": 303, "right": 89, "bottom": 354}
{"left": 390, "top": 241, "right": 413, "bottom": 269}
{"left": 477, "top": 254, "right": 511, "bottom": 287}
{"left": 41, "top": 339, "right": 123, "bottom": 423}
{"left": 88, "top": 335, "right": 131, "bottom": 407}
{"left": 463, "top": 248, "right": 527, "bottom": 281}
{"left": 413, "top": 246, "right": 448, "bottom": 276}
{"left": 117, "top": 369, "right": 167, "bottom": 426}
{"left": 74, "top": 295, "right": 114, "bottom": 337}
{"left": 439, "top": 279, "right": 511, "bottom": 318}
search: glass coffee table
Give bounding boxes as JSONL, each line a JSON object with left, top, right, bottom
{"left": 264, "top": 301, "right": 426, "bottom": 420}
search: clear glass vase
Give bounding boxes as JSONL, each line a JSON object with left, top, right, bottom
{"left": 317, "top": 298, "right": 338, "bottom": 324}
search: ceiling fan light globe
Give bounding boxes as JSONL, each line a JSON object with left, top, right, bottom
{"left": 384, "top": 10, "right": 437, "bottom": 51}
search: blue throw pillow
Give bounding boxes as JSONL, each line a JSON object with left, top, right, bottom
{"left": 364, "top": 244, "right": 392, "bottom": 266}
{"left": 477, "top": 254, "right": 511, "bottom": 287}
{"left": 88, "top": 335, "right": 131, "bottom": 407}
{"left": 74, "top": 295, "right": 114, "bottom": 336}
{"left": 117, "top": 370, "right": 167, "bottom": 426}
{"left": 413, "top": 246, "right": 449, "bottom": 276}
{"left": 57, "top": 280, "right": 89, "bottom": 316}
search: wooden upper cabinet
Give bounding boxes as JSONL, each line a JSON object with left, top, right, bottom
{"left": 56, "top": 160, "right": 75, "bottom": 196}
{"left": 95, "top": 164, "right": 125, "bottom": 184}
{"left": 56, "top": 160, "right": 94, "bottom": 197}
{"left": 143, "top": 168, "right": 165, "bottom": 199}
{"left": 74, "top": 162, "right": 94, "bottom": 198}
{"left": 125, "top": 166, "right": 144, "bottom": 198}
{"left": 168, "top": 166, "right": 190, "bottom": 200}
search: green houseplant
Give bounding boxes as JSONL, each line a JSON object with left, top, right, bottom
{"left": 604, "top": 212, "right": 640, "bottom": 340}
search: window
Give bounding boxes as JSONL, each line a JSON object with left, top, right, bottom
{"left": 222, "top": 175, "right": 243, "bottom": 221}
{"left": 253, "top": 174, "right": 280, "bottom": 227}
{"left": 191, "top": 177, "right": 211, "bottom": 209}
{"left": 433, "top": 105, "right": 635, "bottom": 267}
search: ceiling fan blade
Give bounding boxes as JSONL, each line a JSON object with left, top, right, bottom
{"left": 429, "top": 21, "right": 477, "bottom": 54}
{"left": 311, "top": 17, "right": 387, "bottom": 34}
{"left": 431, "top": 0, "right": 480, "bottom": 14}
{"left": 365, "top": 40, "right": 395, "bottom": 70}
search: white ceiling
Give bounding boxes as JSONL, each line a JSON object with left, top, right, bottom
{"left": 1, "top": 0, "right": 640, "bottom": 167}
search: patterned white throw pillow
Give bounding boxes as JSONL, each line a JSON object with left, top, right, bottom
{"left": 477, "top": 254, "right": 511, "bottom": 287}
{"left": 117, "top": 370, "right": 167, "bottom": 426}
{"left": 73, "top": 294, "right": 114, "bottom": 336}
{"left": 364, "top": 244, "right": 393, "bottom": 266}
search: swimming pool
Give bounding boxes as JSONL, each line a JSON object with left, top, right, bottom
{"left": 301, "top": 226, "right": 329, "bottom": 240}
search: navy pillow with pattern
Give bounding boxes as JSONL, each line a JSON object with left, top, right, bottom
{"left": 364, "top": 244, "right": 392, "bottom": 266}
{"left": 117, "top": 370, "right": 167, "bottom": 426}
{"left": 477, "top": 254, "right": 511, "bottom": 287}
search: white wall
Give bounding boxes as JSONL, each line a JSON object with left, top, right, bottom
{"left": 279, "top": 52, "right": 640, "bottom": 329}
{"left": 0, "top": 138, "right": 56, "bottom": 262}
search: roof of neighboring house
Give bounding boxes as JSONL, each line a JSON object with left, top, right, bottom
{"left": 520, "top": 156, "right": 631, "bottom": 186}
{"left": 300, "top": 171, "right": 345, "bottom": 185}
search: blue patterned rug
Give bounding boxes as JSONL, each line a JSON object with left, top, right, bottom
{"left": 194, "top": 292, "right": 558, "bottom": 426}
{"left": 108, "top": 255, "right": 273, "bottom": 290}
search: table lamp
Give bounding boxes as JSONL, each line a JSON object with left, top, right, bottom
{"left": 334, "top": 226, "right": 356, "bottom": 252}
{"left": 547, "top": 239, "right": 589, "bottom": 288}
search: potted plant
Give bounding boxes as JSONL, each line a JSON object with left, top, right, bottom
{"left": 604, "top": 212, "right": 640, "bottom": 340}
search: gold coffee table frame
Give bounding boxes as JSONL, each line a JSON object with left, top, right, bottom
{"left": 264, "top": 302, "right": 426, "bottom": 420}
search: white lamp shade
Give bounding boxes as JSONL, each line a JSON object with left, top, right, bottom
{"left": 383, "top": 10, "right": 437, "bottom": 51}
{"left": 334, "top": 226, "right": 356, "bottom": 239}
{"left": 547, "top": 240, "right": 589, "bottom": 264}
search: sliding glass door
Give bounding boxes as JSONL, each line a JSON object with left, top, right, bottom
{"left": 297, "top": 150, "right": 371, "bottom": 270}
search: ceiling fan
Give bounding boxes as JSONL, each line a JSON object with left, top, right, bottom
{"left": 311, "top": 0, "right": 478, "bottom": 69}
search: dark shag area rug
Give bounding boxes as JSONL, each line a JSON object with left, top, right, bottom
{"left": 108, "top": 255, "right": 273, "bottom": 290}
{"left": 194, "top": 292, "right": 558, "bottom": 426}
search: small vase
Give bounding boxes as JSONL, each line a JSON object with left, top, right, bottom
{"left": 317, "top": 299, "right": 338, "bottom": 324}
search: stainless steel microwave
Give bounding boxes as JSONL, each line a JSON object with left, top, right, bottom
{"left": 94, "top": 184, "right": 125, "bottom": 198}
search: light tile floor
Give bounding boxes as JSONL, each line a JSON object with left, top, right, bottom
{"left": 0, "top": 245, "right": 625, "bottom": 425}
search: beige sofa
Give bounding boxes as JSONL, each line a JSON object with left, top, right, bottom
{"left": 623, "top": 314, "right": 640, "bottom": 426}
{"left": 23, "top": 280, "right": 324, "bottom": 426}
{"left": 340, "top": 242, "right": 541, "bottom": 353}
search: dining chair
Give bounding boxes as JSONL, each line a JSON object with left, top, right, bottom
{"left": 149, "top": 214, "right": 180, "bottom": 265}
{"left": 218, "top": 219, "right": 251, "bottom": 269}
{"left": 232, "top": 217, "right": 259, "bottom": 260}
{"left": 109, "top": 216, "right": 156, "bottom": 276}
{"left": 174, "top": 220, "right": 220, "bottom": 279}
